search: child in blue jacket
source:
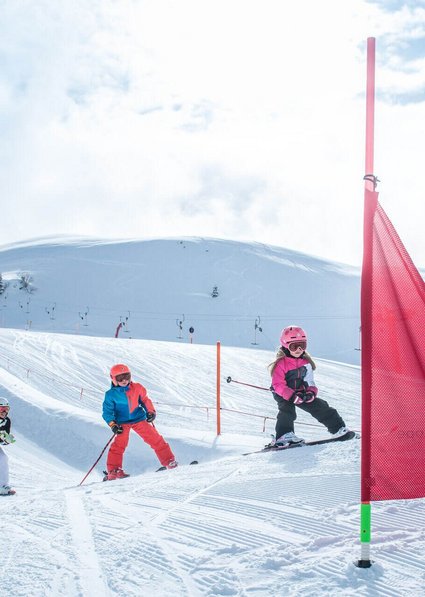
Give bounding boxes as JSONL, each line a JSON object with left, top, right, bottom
{"left": 102, "top": 364, "right": 177, "bottom": 480}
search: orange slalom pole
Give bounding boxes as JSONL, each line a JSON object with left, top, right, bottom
{"left": 216, "top": 341, "right": 221, "bottom": 435}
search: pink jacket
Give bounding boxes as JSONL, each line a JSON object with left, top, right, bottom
{"left": 271, "top": 356, "right": 318, "bottom": 401}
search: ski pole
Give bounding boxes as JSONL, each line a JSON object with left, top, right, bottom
{"left": 78, "top": 434, "right": 115, "bottom": 486}
{"left": 226, "top": 376, "right": 271, "bottom": 392}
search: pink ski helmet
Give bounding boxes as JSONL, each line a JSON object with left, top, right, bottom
{"left": 280, "top": 326, "right": 307, "bottom": 349}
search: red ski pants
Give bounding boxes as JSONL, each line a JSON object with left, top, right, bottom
{"left": 107, "top": 420, "right": 175, "bottom": 471}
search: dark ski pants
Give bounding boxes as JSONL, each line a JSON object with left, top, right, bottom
{"left": 273, "top": 393, "right": 345, "bottom": 439}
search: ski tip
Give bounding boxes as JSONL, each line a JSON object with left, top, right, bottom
{"left": 156, "top": 460, "right": 198, "bottom": 471}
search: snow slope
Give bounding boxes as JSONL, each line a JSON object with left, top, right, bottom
{"left": 0, "top": 236, "right": 361, "bottom": 365}
{"left": 1, "top": 328, "right": 424, "bottom": 597}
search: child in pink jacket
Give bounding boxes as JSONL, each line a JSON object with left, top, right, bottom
{"left": 269, "top": 326, "right": 348, "bottom": 447}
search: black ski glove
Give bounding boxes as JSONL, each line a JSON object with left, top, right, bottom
{"left": 293, "top": 390, "right": 315, "bottom": 405}
{"left": 304, "top": 391, "right": 316, "bottom": 403}
{"left": 110, "top": 423, "right": 124, "bottom": 434}
{"left": 146, "top": 412, "right": 156, "bottom": 423}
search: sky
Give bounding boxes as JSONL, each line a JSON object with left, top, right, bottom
{"left": 1, "top": 0, "right": 424, "bottom": 267}
{"left": 2, "top": 328, "right": 425, "bottom": 596}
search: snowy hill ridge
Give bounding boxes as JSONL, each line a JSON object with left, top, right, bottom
{"left": 0, "top": 235, "right": 361, "bottom": 365}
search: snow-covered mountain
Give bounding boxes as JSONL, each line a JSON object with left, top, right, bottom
{"left": 0, "top": 235, "right": 361, "bottom": 365}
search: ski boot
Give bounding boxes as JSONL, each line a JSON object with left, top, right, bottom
{"left": 0, "top": 485, "right": 16, "bottom": 496}
{"left": 102, "top": 468, "right": 130, "bottom": 482}
{"left": 274, "top": 432, "right": 305, "bottom": 448}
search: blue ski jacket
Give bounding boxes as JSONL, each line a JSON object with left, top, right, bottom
{"left": 102, "top": 382, "right": 155, "bottom": 425}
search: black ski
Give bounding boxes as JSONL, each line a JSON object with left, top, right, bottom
{"left": 156, "top": 460, "right": 199, "bottom": 472}
{"left": 243, "top": 431, "right": 357, "bottom": 456}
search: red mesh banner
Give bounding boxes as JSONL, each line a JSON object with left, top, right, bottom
{"left": 361, "top": 189, "right": 425, "bottom": 501}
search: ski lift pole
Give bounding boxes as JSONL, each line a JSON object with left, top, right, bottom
{"left": 78, "top": 435, "right": 114, "bottom": 486}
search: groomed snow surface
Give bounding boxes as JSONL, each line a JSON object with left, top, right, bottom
{"left": 1, "top": 329, "right": 424, "bottom": 597}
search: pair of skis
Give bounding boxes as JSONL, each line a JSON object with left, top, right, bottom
{"left": 157, "top": 432, "right": 357, "bottom": 468}
{"left": 101, "top": 432, "right": 357, "bottom": 482}
{"left": 243, "top": 430, "right": 357, "bottom": 456}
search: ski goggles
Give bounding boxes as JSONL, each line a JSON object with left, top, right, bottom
{"left": 115, "top": 372, "right": 131, "bottom": 383}
{"left": 288, "top": 341, "right": 307, "bottom": 352}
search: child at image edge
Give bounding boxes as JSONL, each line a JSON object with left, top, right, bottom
{"left": 102, "top": 364, "right": 177, "bottom": 480}
{"left": 269, "top": 326, "right": 350, "bottom": 447}
{"left": 0, "top": 397, "right": 16, "bottom": 496}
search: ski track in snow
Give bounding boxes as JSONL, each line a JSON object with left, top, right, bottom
{"left": 4, "top": 439, "right": 425, "bottom": 597}
{"left": 64, "top": 490, "right": 111, "bottom": 596}
{"left": 4, "top": 492, "right": 79, "bottom": 595}
{"left": 79, "top": 462, "right": 245, "bottom": 597}
{"left": 67, "top": 460, "right": 424, "bottom": 596}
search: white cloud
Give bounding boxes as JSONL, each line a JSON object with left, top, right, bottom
{"left": 0, "top": 0, "right": 424, "bottom": 266}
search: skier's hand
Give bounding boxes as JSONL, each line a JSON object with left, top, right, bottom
{"left": 0, "top": 431, "right": 16, "bottom": 446}
{"left": 293, "top": 391, "right": 306, "bottom": 405}
{"left": 146, "top": 412, "right": 156, "bottom": 423}
{"left": 0, "top": 431, "right": 15, "bottom": 444}
{"left": 304, "top": 391, "right": 315, "bottom": 403}
{"left": 110, "top": 423, "right": 124, "bottom": 435}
